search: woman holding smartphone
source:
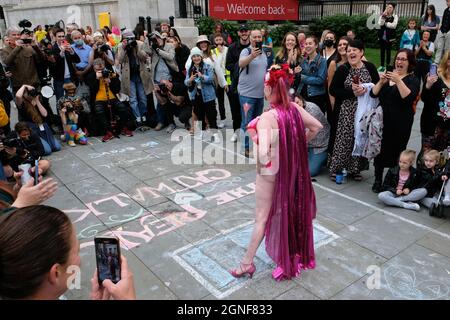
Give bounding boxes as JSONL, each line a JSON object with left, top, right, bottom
{"left": 420, "top": 51, "right": 450, "bottom": 159}
{"left": 329, "top": 40, "right": 379, "bottom": 182}
{"left": 370, "top": 49, "right": 420, "bottom": 193}
{"left": 0, "top": 206, "right": 136, "bottom": 300}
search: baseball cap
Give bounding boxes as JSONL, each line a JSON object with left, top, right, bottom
{"left": 239, "top": 24, "right": 249, "bottom": 31}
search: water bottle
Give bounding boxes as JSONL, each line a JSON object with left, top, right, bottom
{"left": 342, "top": 169, "right": 348, "bottom": 184}
{"left": 336, "top": 171, "right": 343, "bottom": 185}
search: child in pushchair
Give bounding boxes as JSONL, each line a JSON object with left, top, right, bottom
{"left": 418, "top": 149, "right": 449, "bottom": 218}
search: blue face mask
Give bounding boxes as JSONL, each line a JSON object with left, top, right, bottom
{"left": 75, "top": 39, "right": 84, "bottom": 46}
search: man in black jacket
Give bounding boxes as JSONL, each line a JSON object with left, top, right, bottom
{"left": 50, "top": 28, "right": 81, "bottom": 101}
{"left": 86, "top": 59, "right": 134, "bottom": 142}
{"left": 225, "top": 24, "right": 250, "bottom": 143}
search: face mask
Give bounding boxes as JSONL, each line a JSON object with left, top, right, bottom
{"left": 324, "top": 39, "right": 335, "bottom": 48}
{"left": 75, "top": 39, "right": 84, "bottom": 46}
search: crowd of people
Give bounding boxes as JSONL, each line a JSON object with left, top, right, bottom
{"left": 3, "top": 1, "right": 450, "bottom": 299}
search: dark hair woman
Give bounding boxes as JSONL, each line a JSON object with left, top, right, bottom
{"left": 328, "top": 39, "right": 380, "bottom": 181}
{"left": 421, "top": 4, "right": 440, "bottom": 42}
{"left": 370, "top": 49, "right": 420, "bottom": 193}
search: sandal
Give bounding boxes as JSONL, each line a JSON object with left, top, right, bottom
{"left": 353, "top": 173, "right": 363, "bottom": 181}
{"left": 330, "top": 173, "right": 337, "bottom": 182}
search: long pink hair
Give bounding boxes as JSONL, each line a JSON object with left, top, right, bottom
{"left": 266, "top": 64, "right": 294, "bottom": 110}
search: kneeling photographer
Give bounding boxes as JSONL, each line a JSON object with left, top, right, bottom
{"left": 1, "top": 122, "right": 50, "bottom": 182}
{"left": 157, "top": 79, "right": 192, "bottom": 133}
{"left": 16, "top": 85, "right": 61, "bottom": 155}
{"left": 86, "top": 59, "right": 134, "bottom": 142}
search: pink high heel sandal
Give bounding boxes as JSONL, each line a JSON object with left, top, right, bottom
{"left": 230, "top": 262, "right": 256, "bottom": 279}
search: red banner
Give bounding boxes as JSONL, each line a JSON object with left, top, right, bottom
{"left": 209, "top": 0, "right": 299, "bottom": 21}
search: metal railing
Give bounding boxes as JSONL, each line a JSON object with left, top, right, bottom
{"left": 299, "top": 0, "right": 429, "bottom": 23}
{"left": 179, "top": 0, "right": 209, "bottom": 19}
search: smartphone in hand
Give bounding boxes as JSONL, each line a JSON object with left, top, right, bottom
{"left": 352, "top": 75, "right": 360, "bottom": 84}
{"left": 34, "top": 159, "right": 39, "bottom": 186}
{"left": 95, "top": 236, "right": 121, "bottom": 285}
{"left": 429, "top": 63, "right": 438, "bottom": 77}
{"left": 386, "top": 65, "right": 394, "bottom": 72}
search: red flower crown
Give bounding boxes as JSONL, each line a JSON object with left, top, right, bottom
{"left": 265, "top": 64, "right": 294, "bottom": 87}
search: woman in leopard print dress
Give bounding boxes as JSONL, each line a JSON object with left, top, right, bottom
{"left": 328, "top": 40, "right": 380, "bottom": 180}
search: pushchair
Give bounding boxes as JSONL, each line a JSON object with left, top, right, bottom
{"left": 429, "top": 179, "right": 447, "bottom": 218}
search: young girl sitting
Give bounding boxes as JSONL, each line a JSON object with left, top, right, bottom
{"left": 57, "top": 83, "right": 88, "bottom": 147}
{"left": 418, "top": 149, "right": 446, "bottom": 208}
{"left": 378, "top": 149, "right": 427, "bottom": 211}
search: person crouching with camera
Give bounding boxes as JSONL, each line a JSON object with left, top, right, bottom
{"left": 1, "top": 122, "right": 50, "bottom": 180}
{"left": 117, "top": 29, "right": 152, "bottom": 128}
{"left": 57, "top": 83, "right": 88, "bottom": 147}
{"left": 15, "top": 85, "right": 61, "bottom": 155}
{"left": 185, "top": 47, "right": 220, "bottom": 143}
{"left": 157, "top": 79, "right": 192, "bottom": 132}
{"left": 86, "top": 59, "right": 134, "bottom": 142}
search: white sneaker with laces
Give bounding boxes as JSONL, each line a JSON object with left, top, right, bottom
{"left": 230, "top": 132, "right": 238, "bottom": 143}
{"left": 213, "top": 133, "right": 221, "bottom": 144}
{"left": 443, "top": 195, "right": 450, "bottom": 206}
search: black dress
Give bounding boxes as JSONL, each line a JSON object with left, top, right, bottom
{"left": 371, "top": 74, "right": 420, "bottom": 168}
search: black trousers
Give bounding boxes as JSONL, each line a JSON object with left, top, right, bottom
{"left": 95, "top": 99, "right": 130, "bottom": 135}
{"left": 193, "top": 94, "right": 217, "bottom": 130}
{"left": 380, "top": 40, "right": 392, "bottom": 67}
{"left": 415, "top": 60, "right": 431, "bottom": 84}
{"left": 216, "top": 86, "right": 227, "bottom": 120}
{"left": 229, "top": 91, "right": 242, "bottom": 131}
{"left": 166, "top": 103, "right": 192, "bottom": 126}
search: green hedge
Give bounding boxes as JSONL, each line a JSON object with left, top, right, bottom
{"left": 309, "top": 14, "right": 421, "bottom": 49}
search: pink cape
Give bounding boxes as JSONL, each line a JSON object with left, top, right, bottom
{"left": 249, "top": 103, "right": 317, "bottom": 280}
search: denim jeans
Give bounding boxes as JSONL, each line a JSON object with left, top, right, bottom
{"left": 0, "top": 165, "right": 6, "bottom": 181}
{"left": 239, "top": 96, "right": 264, "bottom": 151}
{"left": 308, "top": 148, "right": 328, "bottom": 177}
{"left": 40, "top": 137, "right": 61, "bottom": 156}
{"left": 129, "top": 77, "right": 148, "bottom": 120}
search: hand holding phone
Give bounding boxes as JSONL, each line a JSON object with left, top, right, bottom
{"left": 34, "top": 159, "right": 39, "bottom": 186}
{"left": 386, "top": 65, "right": 394, "bottom": 73}
{"left": 352, "top": 75, "right": 360, "bottom": 84}
{"left": 95, "top": 236, "right": 121, "bottom": 285}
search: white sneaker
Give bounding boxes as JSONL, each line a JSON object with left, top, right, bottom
{"left": 404, "top": 202, "right": 421, "bottom": 211}
{"left": 166, "top": 124, "right": 176, "bottom": 134}
{"left": 230, "top": 132, "right": 238, "bottom": 143}
{"left": 217, "top": 120, "right": 225, "bottom": 129}
{"left": 443, "top": 196, "right": 450, "bottom": 206}
{"left": 213, "top": 133, "right": 221, "bottom": 144}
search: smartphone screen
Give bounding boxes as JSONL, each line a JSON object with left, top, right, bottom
{"left": 430, "top": 64, "right": 438, "bottom": 77}
{"left": 95, "top": 236, "right": 121, "bottom": 285}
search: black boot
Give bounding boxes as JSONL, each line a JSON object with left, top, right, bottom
{"left": 372, "top": 165, "right": 384, "bottom": 194}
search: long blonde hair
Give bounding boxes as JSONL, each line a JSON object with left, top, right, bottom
{"left": 438, "top": 50, "right": 450, "bottom": 80}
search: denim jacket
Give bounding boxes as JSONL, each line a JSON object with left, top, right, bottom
{"left": 184, "top": 63, "right": 216, "bottom": 103}
{"left": 297, "top": 53, "right": 327, "bottom": 97}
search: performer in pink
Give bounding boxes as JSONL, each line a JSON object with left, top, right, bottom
{"left": 230, "top": 64, "right": 322, "bottom": 281}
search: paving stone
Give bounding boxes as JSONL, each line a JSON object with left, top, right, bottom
{"left": 317, "top": 194, "right": 377, "bottom": 225}
{"left": 275, "top": 286, "right": 320, "bottom": 300}
{"left": 338, "top": 213, "right": 430, "bottom": 259}
{"left": 333, "top": 244, "right": 450, "bottom": 300}
{"left": 295, "top": 238, "right": 386, "bottom": 299}
{"left": 248, "top": 275, "right": 297, "bottom": 300}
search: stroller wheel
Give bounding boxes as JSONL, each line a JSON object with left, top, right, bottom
{"left": 429, "top": 203, "right": 436, "bottom": 217}
{"left": 437, "top": 205, "right": 445, "bottom": 218}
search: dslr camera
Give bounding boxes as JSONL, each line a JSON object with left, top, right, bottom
{"left": 1, "top": 133, "right": 30, "bottom": 160}
{"left": 159, "top": 83, "right": 169, "bottom": 94}
{"left": 102, "top": 68, "right": 113, "bottom": 78}
{"left": 18, "top": 19, "right": 32, "bottom": 29}
{"left": 28, "top": 88, "right": 39, "bottom": 97}
{"left": 98, "top": 44, "right": 110, "bottom": 53}
{"left": 126, "top": 37, "right": 138, "bottom": 48}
